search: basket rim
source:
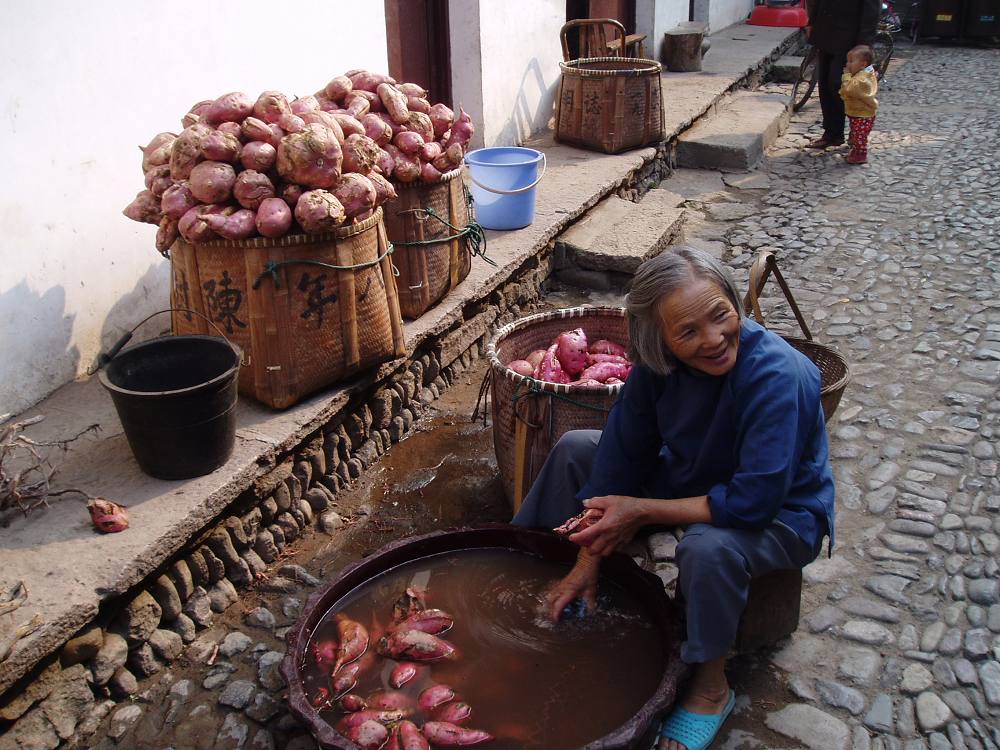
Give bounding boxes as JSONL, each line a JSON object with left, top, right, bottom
{"left": 560, "top": 56, "right": 663, "bottom": 76}
{"left": 176, "top": 206, "right": 384, "bottom": 251}
{"left": 390, "top": 167, "right": 463, "bottom": 188}
{"left": 781, "top": 335, "right": 852, "bottom": 392}
{"left": 487, "top": 305, "right": 628, "bottom": 395}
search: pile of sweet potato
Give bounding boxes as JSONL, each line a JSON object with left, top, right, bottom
{"left": 123, "top": 72, "right": 475, "bottom": 252}
{"left": 506, "top": 328, "right": 632, "bottom": 385}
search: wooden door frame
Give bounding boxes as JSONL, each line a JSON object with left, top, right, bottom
{"left": 385, "top": 0, "right": 453, "bottom": 107}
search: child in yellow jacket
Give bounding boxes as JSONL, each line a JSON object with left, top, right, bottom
{"left": 840, "top": 45, "right": 879, "bottom": 164}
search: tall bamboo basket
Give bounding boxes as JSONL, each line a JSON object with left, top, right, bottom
{"left": 383, "top": 169, "right": 485, "bottom": 319}
{"left": 169, "top": 208, "right": 405, "bottom": 409}
{"left": 555, "top": 19, "right": 664, "bottom": 154}
{"left": 485, "top": 307, "right": 628, "bottom": 511}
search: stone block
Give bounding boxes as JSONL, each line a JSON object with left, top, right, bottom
{"left": 677, "top": 92, "right": 790, "bottom": 171}
{"left": 0, "top": 660, "right": 62, "bottom": 721}
{"left": 60, "top": 624, "right": 103, "bottom": 667}
{"left": 149, "top": 575, "right": 182, "bottom": 622}
{"left": 112, "top": 591, "right": 161, "bottom": 647}
{"left": 90, "top": 633, "right": 128, "bottom": 686}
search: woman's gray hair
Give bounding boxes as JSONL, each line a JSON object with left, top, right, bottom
{"left": 625, "top": 245, "right": 744, "bottom": 376}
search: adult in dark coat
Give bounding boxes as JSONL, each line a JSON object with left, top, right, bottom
{"left": 805, "top": 0, "right": 880, "bottom": 148}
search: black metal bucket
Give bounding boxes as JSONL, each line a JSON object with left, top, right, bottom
{"left": 99, "top": 334, "right": 241, "bottom": 480}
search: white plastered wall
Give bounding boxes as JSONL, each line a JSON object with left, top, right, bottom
{"left": 449, "top": 0, "right": 566, "bottom": 149}
{"left": 0, "top": 1, "right": 388, "bottom": 415}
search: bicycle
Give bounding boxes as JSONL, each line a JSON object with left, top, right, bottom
{"left": 790, "top": 2, "right": 896, "bottom": 112}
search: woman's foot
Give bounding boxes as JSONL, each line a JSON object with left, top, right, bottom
{"left": 845, "top": 152, "right": 867, "bottom": 164}
{"left": 657, "top": 659, "right": 733, "bottom": 750}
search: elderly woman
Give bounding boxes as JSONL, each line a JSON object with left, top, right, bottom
{"left": 512, "top": 247, "right": 834, "bottom": 750}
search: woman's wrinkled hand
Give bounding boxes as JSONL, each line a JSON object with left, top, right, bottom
{"left": 545, "top": 550, "right": 600, "bottom": 622}
{"left": 568, "top": 495, "right": 646, "bottom": 557}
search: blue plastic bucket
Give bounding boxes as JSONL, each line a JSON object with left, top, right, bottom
{"left": 465, "top": 147, "right": 546, "bottom": 230}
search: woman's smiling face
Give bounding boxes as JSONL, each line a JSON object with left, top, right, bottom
{"left": 657, "top": 276, "right": 741, "bottom": 376}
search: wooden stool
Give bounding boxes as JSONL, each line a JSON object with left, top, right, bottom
{"left": 606, "top": 33, "right": 648, "bottom": 58}
{"left": 734, "top": 568, "right": 803, "bottom": 652}
{"left": 663, "top": 21, "right": 709, "bottom": 72}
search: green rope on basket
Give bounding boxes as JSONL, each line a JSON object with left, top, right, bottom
{"left": 391, "top": 207, "right": 496, "bottom": 268}
{"left": 511, "top": 377, "right": 614, "bottom": 414}
{"left": 252, "top": 245, "right": 397, "bottom": 290}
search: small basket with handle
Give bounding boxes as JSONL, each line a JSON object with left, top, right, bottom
{"left": 742, "top": 250, "right": 850, "bottom": 422}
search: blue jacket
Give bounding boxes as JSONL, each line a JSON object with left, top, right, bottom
{"left": 577, "top": 319, "right": 835, "bottom": 552}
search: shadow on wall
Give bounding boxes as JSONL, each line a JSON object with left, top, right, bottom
{"left": 91, "top": 260, "right": 171, "bottom": 376}
{"left": 0, "top": 282, "right": 79, "bottom": 416}
{"left": 494, "top": 57, "right": 559, "bottom": 146}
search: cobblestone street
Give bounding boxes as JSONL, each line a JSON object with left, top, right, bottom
{"left": 71, "top": 44, "right": 1000, "bottom": 750}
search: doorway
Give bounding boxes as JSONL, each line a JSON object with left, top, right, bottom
{"left": 384, "top": 0, "right": 453, "bottom": 106}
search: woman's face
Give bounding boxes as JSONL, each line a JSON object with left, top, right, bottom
{"left": 658, "top": 276, "right": 741, "bottom": 376}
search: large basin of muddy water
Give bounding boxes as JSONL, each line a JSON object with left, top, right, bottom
{"left": 283, "top": 527, "right": 686, "bottom": 750}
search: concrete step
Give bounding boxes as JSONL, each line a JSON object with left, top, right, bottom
{"left": 556, "top": 189, "right": 686, "bottom": 286}
{"left": 676, "top": 91, "right": 790, "bottom": 171}
{"left": 772, "top": 55, "right": 805, "bottom": 83}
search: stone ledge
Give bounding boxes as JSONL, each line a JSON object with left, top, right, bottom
{"left": 0, "top": 21, "right": 799, "bottom": 699}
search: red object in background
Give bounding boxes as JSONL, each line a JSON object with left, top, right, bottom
{"left": 748, "top": 0, "right": 809, "bottom": 27}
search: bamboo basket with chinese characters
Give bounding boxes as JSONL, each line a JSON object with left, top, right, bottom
{"left": 169, "top": 208, "right": 405, "bottom": 409}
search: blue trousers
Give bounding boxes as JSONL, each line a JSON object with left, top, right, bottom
{"left": 512, "top": 430, "right": 818, "bottom": 663}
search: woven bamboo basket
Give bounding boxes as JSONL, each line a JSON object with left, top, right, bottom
{"left": 743, "top": 250, "right": 850, "bottom": 422}
{"left": 486, "top": 306, "right": 628, "bottom": 511}
{"left": 382, "top": 169, "right": 483, "bottom": 319}
{"left": 555, "top": 20, "right": 664, "bottom": 154}
{"left": 169, "top": 208, "right": 405, "bottom": 409}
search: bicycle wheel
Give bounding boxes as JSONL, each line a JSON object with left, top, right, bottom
{"left": 791, "top": 48, "right": 818, "bottom": 112}
{"left": 872, "top": 31, "right": 894, "bottom": 80}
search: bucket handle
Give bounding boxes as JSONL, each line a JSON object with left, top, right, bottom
{"left": 94, "top": 308, "right": 248, "bottom": 372}
{"left": 467, "top": 153, "right": 547, "bottom": 196}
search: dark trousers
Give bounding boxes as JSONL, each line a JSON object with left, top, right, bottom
{"left": 512, "top": 430, "right": 818, "bottom": 663}
{"left": 817, "top": 51, "right": 848, "bottom": 142}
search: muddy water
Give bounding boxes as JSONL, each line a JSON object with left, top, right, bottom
{"left": 302, "top": 549, "right": 665, "bottom": 750}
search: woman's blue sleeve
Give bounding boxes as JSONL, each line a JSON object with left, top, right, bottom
{"left": 576, "top": 367, "right": 663, "bottom": 501}
{"left": 706, "top": 354, "right": 819, "bottom": 529}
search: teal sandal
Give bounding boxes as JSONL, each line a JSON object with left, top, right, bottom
{"left": 657, "top": 690, "right": 735, "bottom": 750}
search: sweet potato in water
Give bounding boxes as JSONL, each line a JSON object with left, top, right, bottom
{"left": 253, "top": 90, "right": 291, "bottom": 124}
{"left": 277, "top": 124, "right": 342, "bottom": 188}
{"left": 256, "top": 197, "right": 292, "bottom": 238}
{"left": 295, "top": 189, "right": 346, "bottom": 233}
{"left": 332, "top": 173, "right": 376, "bottom": 222}
{"left": 188, "top": 160, "right": 237, "bottom": 203}
{"left": 233, "top": 170, "right": 275, "bottom": 210}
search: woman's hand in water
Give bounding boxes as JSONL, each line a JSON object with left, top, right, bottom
{"left": 546, "top": 549, "right": 600, "bottom": 622}
{"left": 568, "top": 495, "right": 647, "bottom": 557}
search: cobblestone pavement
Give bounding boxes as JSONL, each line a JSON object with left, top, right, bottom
{"left": 74, "top": 45, "right": 1000, "bottom": 750}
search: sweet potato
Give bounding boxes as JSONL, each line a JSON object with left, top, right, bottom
{"left": 341, "top": 133, "right": 381, "bottom": 175}
{"left": 233, "top": 170, "right": 275, "bottom": 210}
{"left": 182, "top": 100, "right": 213, "bottom": 129}
{"left": 445, "top": 142, "right": 464, "bottom": 167}
{"left": 290, "top": 95, "right": 319, "bottom": 115}
{"left": 350, "top": 71, "right": 395, "bottom": 93}
{"left": 280, "top": 183, "right": 304, "bottom": 208}
{"left": 178, "top": 203, "right": 232, "bottom": 243}
{"left": 300, "top": 110, "right": 346, "bottom": 142}
{"left": 444, "top": 107, "right": 474, "bottom": 153}
{"left": 390, "top": 147, "right": 420, "bottom": 183}
{"left": 406, "top": 96, "right": 431, "bottom": 114}
{"left": 277, "top": 124, "right": 343, "bottom": 188}
{"left": 295, "top": 189, "right": 346, "bottom": 233}
{"left": 586, "top": 352, "right": 630, "bottom": 367}
{"left": 160, "top": 182, "right": 198, "bottom": 220}
{"left": 362, "top": 113, "right": 393, "bottom": 145}
{"left": 525, "top": 349, "right": 547, "bottom": 371}
{"left": 253, "top": 91, "right": 291, "bottom": 124}
{"left": 205, "top": 208, "right": 257, "bottom": 240}
{"left": 155, "top": 216, "right": 179, "bottom": 254}
{"left": 367, "top": 171, "right": 398, "bottom": 206}
{"left": 144, "top": 165, "right": 172, "bottom": 198}
{"left": 534, "top": 343, "right": 570, "bottom": 384}
{"left": 589, "top": 339, "right": 627, "bottom": 357}
{"left": 555, "top": 328, "right": 588, "bottom": 376}
{"left": 420, "top": 162, "right": 443, "bottom": 183}
{"left": 378, "top": 83, "right": 410, "bottom": 125}
{"left": 278, "top": 112, "right": 306, "bottom": 134}
{"left": 428, "top": 103, "right": 454, "bottom": 138}
{"left": 206, "top": 92, "right": 253, "bottom": 125}
{"left": 217, "top": 121, "right": 243, "bottom": 139}
{"left": 240, "top": 141, "right": 276, "bottom": 172}
{"left": 431, "top": 153, "right": 453, "bottom": 172}
{"left": 332, "top": 173, "right": 376, "bottom": 222}
{"left": 398, "top": 82, "right": 428, "bottom": 98}
{"left": 123, "top": 190, "right": 162, "bottom": 225}
{"left": 188, "top": 160, "right": 237, "bottom": 203}
{"left": 376, "top": 148, "right": 395, "bottom": 177}
{"left": 169, "top": 123, "right": 212, "bottom": 180}
{"left": 199, "top": 130, "right": 241, "bottom": 163}
{"left": 324, "top": 75, "right": 354, "bottom": 102}
{"left": 241, "top": 116, "right": 278, "bottom": 147}
{"left": 332, "top": 113, "right": 366, "bottom": 139}
{"left": 393, "top": 130, "right": 424, "bottom": 156}
{"left": 405, "top": 111, "right": 434, "bottom": 143}
{"left": 578, "top": 361, "right": 630, "bottom": 383}
{"left": 345, "top": 93, "right": 371, "bottom": 119}
{"left": 256, "top": 197, "right": 293, "bottom": 238}
{"left": 141, "top": 132, "right": 176, "bottom": 173}
{"left": 506, "top": 359, "right": 534, "bottom": 377}
{"left": 420, "top": 142, "right": 443, "bottom": 162}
